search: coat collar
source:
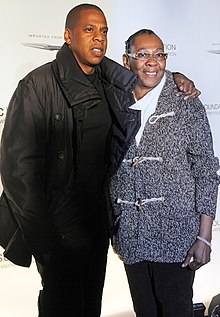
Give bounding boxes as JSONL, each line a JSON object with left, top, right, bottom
{"left": 52, "top": 43, "right": 101, "bottom": 108}
{"left": 52, "top": 43, "right": 138, "bottom": 108}
{"left": 98, "top": 56, "right": 138, "bottom": 93}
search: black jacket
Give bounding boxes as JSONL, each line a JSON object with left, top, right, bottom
{"left": 0, "top": 43, "right": 140, "bottom": 266}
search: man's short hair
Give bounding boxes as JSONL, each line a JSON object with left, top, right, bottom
{"left": 65, "top": 3, "right": 104, "bottom": 30}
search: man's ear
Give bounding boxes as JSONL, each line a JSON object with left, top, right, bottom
{"left": 64, "top": 29, "right": 71, "bottom": 45}
{"left": 123, "top": 54, "right": 130, "bottom": 70}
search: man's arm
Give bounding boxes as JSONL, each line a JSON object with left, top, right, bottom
{"left": 0, "top": 79, "right": 53, "bottom": 259}
{"left": 173, "top": 72, "right": 201, "bottom": 99}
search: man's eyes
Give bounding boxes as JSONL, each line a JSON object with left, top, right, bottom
{"left": 85, "top": 27, "right": 93, "bottom": 32}
{"left": 84, "top": 28, "right": 108, "bottom": 35}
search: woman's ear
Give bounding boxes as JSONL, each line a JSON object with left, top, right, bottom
{"left": 123, "top": 54, "right": 130, "bottom": 70}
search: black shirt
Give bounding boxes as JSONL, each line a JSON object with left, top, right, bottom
{"left": 55, "top": 70, "right": 112, "bottom": 239}
{"left": 74, "top": 71, "right": 112, "bottom": 213}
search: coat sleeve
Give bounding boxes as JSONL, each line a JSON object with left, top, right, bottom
{"left": 0, "top": 77, "right": 54, "bottom": 257}
{"left": 186, "top": 98, "right": 220, "bottom": 218}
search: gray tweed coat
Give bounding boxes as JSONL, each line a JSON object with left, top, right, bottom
{"left": 109, "top": 70, "right": 220, "bottom": 265}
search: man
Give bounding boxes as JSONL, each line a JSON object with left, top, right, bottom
{"left": 109, "top": 29, "right": 220, "bottom": 317}
{"left": 0, "top": 4, "right": 200, "bottom": 317}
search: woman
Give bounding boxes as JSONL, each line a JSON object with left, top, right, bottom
{"left": 109, "top": 29, "right": 220, "bottom": 317}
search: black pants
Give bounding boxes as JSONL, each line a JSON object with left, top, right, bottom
{"left": 37, "top": 227, "right": 109, "bottom": 317}
{"left": 124, "top": 261, "right": 195, "bottom": 317}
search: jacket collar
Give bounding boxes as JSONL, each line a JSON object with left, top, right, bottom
{"left": 98, "top": 56, "right": 138, "bottom": 93}
{"left": 52, "top": 43, "right": 138, "bottom": 107}
{"left": 52, "top": 43, "right": 101, "bottom": 108}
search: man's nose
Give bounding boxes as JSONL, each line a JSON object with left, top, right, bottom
{"left": 94, "top": 30, "right": 104, "bottom": 42}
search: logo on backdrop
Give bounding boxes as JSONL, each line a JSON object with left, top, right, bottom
{"left": 204, "top": 103, "right": 220, "bottom": 117}
{"left": 21, "top": 33, "right": 62, "bottom": 51}
{"left": 208, "top": 50, "right": 220, "bottom": 54}
{"left": 0, "top": 107, "right": 6, "bottom": 117}
{"left": 22, "top": 43, "right": 61, "bottom": 51}
{"left": 0, "top": 107, "right": 6, "bottom": 126}
{"left": 207, "top": 42, "right": 220, "bottom": 55}
{"left": 27, "top": 33, "right": 62, "bottom": 41}
{"left": 0, "top": 252, "right": 14, "bottom": 269}
{"left": 164, "top": 43, "right": 177, "bottom": 57}
{"left": 213, "top": 218, "right": 220, "bottom": 232}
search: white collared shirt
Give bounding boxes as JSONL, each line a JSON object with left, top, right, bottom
{"left": 130, "top": 74, "right": 166, "bottom": 146}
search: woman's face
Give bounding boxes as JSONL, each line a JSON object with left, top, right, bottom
{"left": 124, "top": 34, "right": 167, "bottom": 97}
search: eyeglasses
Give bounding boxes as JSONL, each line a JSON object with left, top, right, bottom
{"left": 127, "top": 51, "right": 168, "bottom": 61}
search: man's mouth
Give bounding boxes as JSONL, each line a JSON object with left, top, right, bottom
{"left": 91, "top": 47, "right": 104, "bottom": 56}
{"left": 92, "top": 48, "right": 103, "bottom": 52}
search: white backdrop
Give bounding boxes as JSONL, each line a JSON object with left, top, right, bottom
{"left": 0, "top": 1, "right": 220, "bottom": 316}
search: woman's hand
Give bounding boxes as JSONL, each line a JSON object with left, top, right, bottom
{"left": 182, "top": 239, "right": 211, "bottom": 270}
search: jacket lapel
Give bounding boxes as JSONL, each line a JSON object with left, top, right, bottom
{"left": 52, "top": 43, "right": 101, "bottom": 108}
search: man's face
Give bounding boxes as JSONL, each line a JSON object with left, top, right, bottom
{"left": 65, "top": 9, "right": 108, "bottom": 74}
{"left": 124, "top": 34, "right": 166, "bottom": 96}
